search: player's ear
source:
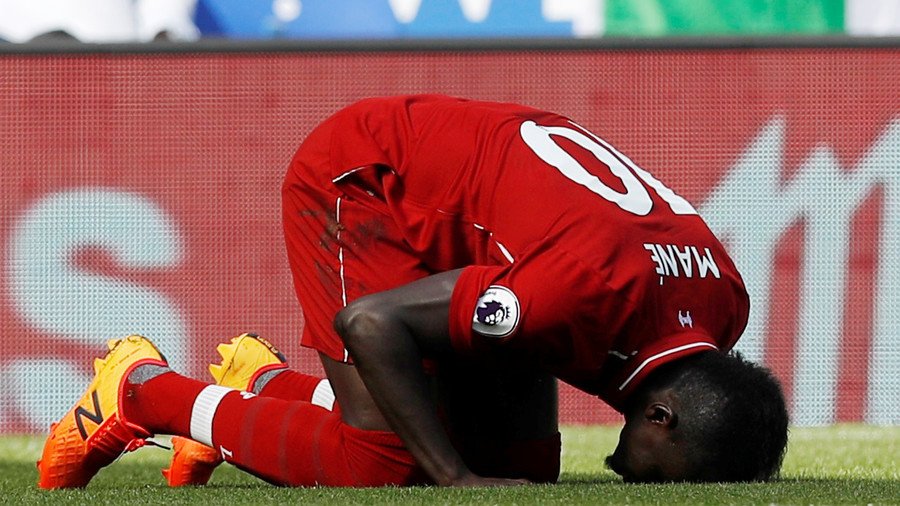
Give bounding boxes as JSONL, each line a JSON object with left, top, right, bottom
{"left": 645, "top": 402, "right": 677, "bottom": 428}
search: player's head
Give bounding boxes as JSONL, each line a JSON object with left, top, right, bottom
{"left": 605, "top": 351, "right": 788, "bottom": 483}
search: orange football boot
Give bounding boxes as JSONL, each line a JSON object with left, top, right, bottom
{"left": 37, "top": 335, "right": 167, "bottom": 489}
{"left": 162, "top": 333, "right": 287, "bottom": 487}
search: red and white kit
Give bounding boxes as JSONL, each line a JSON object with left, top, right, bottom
{"left": 282, "top": 94, "right": 749, "bottom": 411}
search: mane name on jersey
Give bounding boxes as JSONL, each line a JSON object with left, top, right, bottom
{"left": 643, "top": 243, "right": 721, "bottom": 279}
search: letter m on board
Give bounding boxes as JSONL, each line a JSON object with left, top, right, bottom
{"left": 74, "top": 390, "right": 104, "bottom": 440}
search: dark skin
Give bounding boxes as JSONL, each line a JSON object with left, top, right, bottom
{"left": 330, "top": 268, "right": 692, "bottom": 486}
{"left": 605, "top": 388, "right": 693, "bottom": 483}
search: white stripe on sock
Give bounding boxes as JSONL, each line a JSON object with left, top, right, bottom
{"left": 310, "top": 379, "right": 336, "bottom": 411}
{"left": 189, "top": 385, "right": 235, "bottom": 446}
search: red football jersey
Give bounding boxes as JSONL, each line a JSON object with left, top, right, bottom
{"left": 318, "top": 95, "right": 749, "bottom": 411}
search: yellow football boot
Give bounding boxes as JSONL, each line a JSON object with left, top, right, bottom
{"left": 207, "top": 333, "right": 288, "bottom": 392}
{"left": 162, "top": 333, "right": 287, "bottom": 487}
{"left": 37, "top": 335, "right": 167, "bottom": 489}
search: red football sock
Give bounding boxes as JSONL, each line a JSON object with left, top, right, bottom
{"left": 121, "top": 370, "right": 205, "bottom": 436}
{"left": 210, "top": 393, "right": 420, "bottom": 486}
{"left": 122, "top": 370, "right": 419, "bottom": 486}
{"left": 254, "top": 369, "right": 340, "bottom": 413}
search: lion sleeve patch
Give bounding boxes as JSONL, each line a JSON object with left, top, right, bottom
{"left": 472, "top": 285, "right": 520, "bottom": 338}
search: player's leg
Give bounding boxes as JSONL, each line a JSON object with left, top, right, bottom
{"left": 437, "top": 361, "right": 561, "bottom": 483}
{"left": 121, "top": 363, "right": 422, "bottom": 486}
{"left": 157, "top": 160, "right": 429, "bottom": 487}
{"left": 157, "top": 149, "right": 430, "bottom": 488}
{"left": 161, "top": 165, "right": 430, "bottom": 486}
{"left": 163, "top": 333, "right": 340, "bottom": 487}
{"left": 37, "top": 333, "right": 421, "bottom": 488}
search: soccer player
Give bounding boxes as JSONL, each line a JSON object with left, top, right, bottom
{"left": 38, "top": 95, "right": 788, "bottom": 489}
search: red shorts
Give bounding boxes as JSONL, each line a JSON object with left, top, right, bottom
{"left": 282, "top": 148, "right": 429, "bottom": 363}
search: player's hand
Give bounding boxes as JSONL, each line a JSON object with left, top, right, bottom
{"left": 449, "top": 473, "right": 531, "bottom": 487}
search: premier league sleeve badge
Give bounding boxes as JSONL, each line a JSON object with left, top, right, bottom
{"left": 472, "top": 285, "right": 520, "bottom": 338}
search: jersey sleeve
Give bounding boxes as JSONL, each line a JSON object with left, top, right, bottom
{"left": 449, "top": 243, "right": 630, "bottom": 371}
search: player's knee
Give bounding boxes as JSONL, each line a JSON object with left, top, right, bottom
{"left": 333, "top": 297, "right": 390, "bottom": 350}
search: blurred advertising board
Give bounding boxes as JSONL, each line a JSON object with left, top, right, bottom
{"left": 0, "top": 47, "right": 898, "bottom": 431}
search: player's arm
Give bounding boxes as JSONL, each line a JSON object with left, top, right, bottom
{"left": 333, "top": 268, "right": 526, "bottom": 487}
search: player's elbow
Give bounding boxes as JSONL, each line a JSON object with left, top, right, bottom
{"left": 333, "top": 297, "right": 395, "bottom": 354}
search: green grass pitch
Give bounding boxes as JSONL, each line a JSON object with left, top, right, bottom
{"left": 2, "top": 425, "right": 896, "bottom": 505}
